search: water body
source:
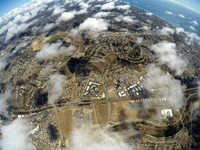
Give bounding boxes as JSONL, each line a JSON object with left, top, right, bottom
{"left": 123, "top": 0, "right": 200, "bottom": 37}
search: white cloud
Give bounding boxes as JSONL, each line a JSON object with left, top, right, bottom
{"left": 70, "top": 125, "right": 138, "bottom": 150}
{"left": 176, "top": 27, "right": 200, "bottom": 45}
{"left": 142, "top": 64, "right": 185, "bottom": 110}
{"left": 36, "top": 40, "right": 76, "bottom": 60}
{"left": 45, "top": 74, "right": 68, "bottom": 105}
{"left": 145, "top": 12, "right": 153, "bottom": 16}
{"left": 115, "top": 15, "right": 138, "bottom": 24}
{"left": 43, "top": 23, "right": 55, "bottom": 31}
{"left": 178, "top": 14, "right": 185, "bottom": 18}
{"left": 189, "top": 26, "right": 196, "bottom": 31}
{"left": 93, "top": 12, "right": 111, "bottom": 18}
{"left": 5, "top": 19, "right": 38, "bottom": 42}
{"left": 140, "top": 26, "right": 151, "bottom": 31}
{"left": 0, "top": 0, "right": 53, "bottom": 35}
{"left": 101, "top": 2, "right": 115, "bottom": 10}
{"left": 150, "top": 41, "right": 187, "bottom": 75}
{"left": 136, "top": 37, "right": 143, "bottom": 44}
{"left": 166, "top": 11, "right": 173, "bottom": 15}
{"left": 0, "top": 119, "right": 33, "bottom": 150}
{"left": 56, "top": 11, "right": 76, "bottom": 23}
{"left": 79, "top": 1, "right": 90, "bottom": 9}
{"left": 175, "top": 27, "right": 184, "bottom": 34}
{"left": 52, "top": 6, "right": 65, "bottom": 15}
{"left": 71, "top": 18, "right": 109, "bottom": 36}
{"left": 0, "top": 52, "right": 10, "bottom": 71}
{"left": 0, "top": 86, "right": 12, "bottom": 117}
{"left": 87, "top": 0, "right": 95, "bottom": 3}
{"left": 185, "top": 32, "right": 200, "bottom": 45}
{"left": 146, "top": 20, "right": 152, "bottom": 24}
{"left": 76, "top": 1, "right": 90, "bottom": 14}
{"left": 191, "top": 21, "right": 198, "bottom": 25}
{"left": 116, "top": 5, "right": 130, "bottom": 10}
{"left": 158, "top": 27, "right": 174, "bottom": 35}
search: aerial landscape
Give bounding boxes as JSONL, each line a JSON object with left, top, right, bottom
{"left": 0, "top": 0, "right": 200, "bottom": 149}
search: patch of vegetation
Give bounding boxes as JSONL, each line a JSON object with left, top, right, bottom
{"left": 129, "top": 45, "right": 140, "bottom": 58}
{"left": 83, "top": 16, "right": 88, "bottom": 22}
{"left": 47, "top": 124, "right": 59, "bottom": 141}
{"left": 46, "top": 35, "right": 63, "bottom": 44}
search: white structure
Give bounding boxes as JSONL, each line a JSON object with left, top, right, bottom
{"left": 161, "top": 109, "right": 173, "bottom": 118}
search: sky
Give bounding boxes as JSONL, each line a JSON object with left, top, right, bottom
{"left": 0, "top": 0, "right": 31, "bottom": 17}
{"left": 165, "top": 0, "right": 200, "bottom": 13}
{"left": 0, "top": 0, "right": 200, "bottom": 18}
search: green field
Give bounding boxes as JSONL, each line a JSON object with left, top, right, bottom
{"left": 46, "top": 35, "right": 63, "bottom": 44}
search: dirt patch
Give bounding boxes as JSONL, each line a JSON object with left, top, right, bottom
{"left": 110, "top": 101, "right": 139, "bottom": 122}
{"left": 94, "top": 103, "right": 108, "bottom": 125}
{"left": 108, "top": 88, "right": 118, "bottom": 99}
{"left": 54, "top": 107, "right": 72, "bottom": 147}
{"left": 87, "top": 52, "right": 117, "bottom": 73}
{"left": 97, "top": 85, "right": 105, "bottom": 92}
{"left": 31, "top": 35, "right": 49, "bottom": 51}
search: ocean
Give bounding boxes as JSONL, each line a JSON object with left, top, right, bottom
{"left": 123, "top": 0, "right": 200, "bottom": 37}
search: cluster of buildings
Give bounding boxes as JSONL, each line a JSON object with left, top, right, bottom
{"left": 115, "top": 74, "right": 148, "bottom": 98}
{"left": 83, "top": 81, "right": 101, "bottom": 98}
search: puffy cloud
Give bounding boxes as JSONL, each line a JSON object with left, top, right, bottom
{"left": 71, "top": 18, "right": 109, "bottom": 36}
{"left": 142, "top": 64, "right": 185, "bottom": 110}
{"left": 79, "top": 1, "right": 90, "bottom": 9}
{"left": 43, "top": 23, "right": 55, "bottom": 31}
{"left": 101, "top": 2, "right": 115, "bottom": 10}
{"left": 175, "top": 27, "right": 184, "bottom": 34}
{"left": 0, "top": 119, "right": 33, "bottom": 150}
{"left": 145, "top": 12, "right": 153, "bottom": 16}
{"left": 56, "top": 11, "right": 76, "bottom": 23}
{"left": 166, "top": 11, "right": 173, "bottom": 15}
{"left": 5, "top": 19, "right": 38, "bottom": 42}
{"left": 116, "top": 5, "right": 130, "bottom": 10}
{"left": 189, "top": 26, "right": 196, "bottom": 31}
{"left": 150, "top": 41, "right": 187, "bottom": 75}
{"left": 52, "top": 6, "right": 65, "bottom": 15}
{"left": 158, "top": 27, "right": 174, "bottom": 35}
{"left": 0, "top": 52, "right": 10, "bottom": 71}
{"left": 115, "top": 15, "right": 138, "bottom": 24}
{"left": 176, "top": 27, "right": 200, "bottom": 45}
{"left": 184, "top": 32, "right": 200, "bottom": 45}
{"left": 178, "top": 14, "right": 185, "bottom": 18}
{"left": 87, "top": 0, "right": 96, "bottom": 3}
{"left": 191, "top": 21, "right": 198, "bottom": 25}
{"left": 0, "top": 0, "right": 53, "bottom": 35}
{"left": 0, "top": 86, "right": 12, "bottom": 117}
{"left": 36, "top": 40, "right": 76, "bottom": 60}
{"left": 76, "top": 1, "right": 90, "bottom": 14}
{"left": 45, "top": 74, "right": 68, "bottom": 105}
{"left": 136, "top": 37, "right": 143, "bottom": 44}
{"left": 93, "top": 12, "right": 111, "bottom": 18}
{"left": 70, "top": 125, "right": 138, "bottom": 150}
{"left": 140, "top": 26, "right": 151, "bottom": 31}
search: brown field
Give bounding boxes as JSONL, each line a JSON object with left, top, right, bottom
{"left": 94, "top": 103, "right": 108, "bottom": 125}
{"left": 54, "top": 107, "right": 72, "bottom": 147}
{"left": 97, "top": 85, "right": 105, "bottom": 92}
{"left": 31, "top": 35, "right": 49, "bottom": 51}
{"left": 108, "top": 88, "right": 118, "bottom": 99}
{"left": 110, "top": 101, "right": 138, "bottom": 122}
{"left": 87, "top": 52, "right": 117, "bottom": 73}
{"left": 70, "top": 74, "right": 76, "bottom": 102}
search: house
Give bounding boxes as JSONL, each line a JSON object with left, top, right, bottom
{"left": 161, "top": 109, "right": 173, "bottom": 118}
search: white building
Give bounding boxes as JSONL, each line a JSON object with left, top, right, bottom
{"left": 161, "top": 109, "right": 173, "bottom": 118}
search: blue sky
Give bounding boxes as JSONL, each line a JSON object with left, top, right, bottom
{"left": 0, "top": 0, "right": 200, "bottom": 18}
{"left": 0, "top": 0, "right": 31, "bottom": 17}
{"left": 166, "top": 0, "right": 200, "bottom": 13}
